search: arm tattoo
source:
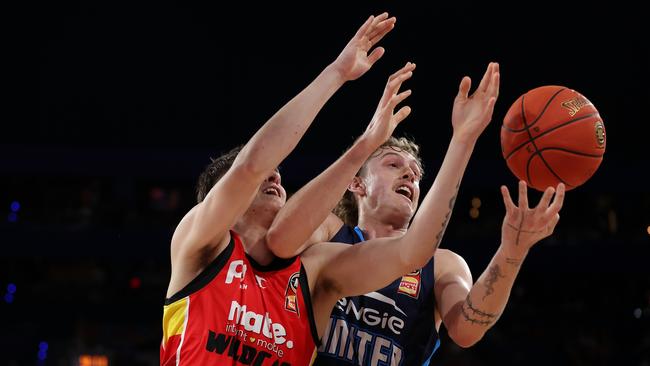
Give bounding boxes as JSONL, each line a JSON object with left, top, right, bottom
{"left": 434, "top": 181, "right": 460, "bottom": 249}
{"left": 460, "top": 295, "right": 499, "bottom": 326}
{"left": 482, "top": 264, "right": 505, "bottom": 300}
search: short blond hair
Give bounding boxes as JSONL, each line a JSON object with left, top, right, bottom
{"left": 333, "top": 136, "right": 424, "bottom": 226}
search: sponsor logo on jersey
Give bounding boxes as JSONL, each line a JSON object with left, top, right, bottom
{"left": 227, "top": 300, "right": 294, "bottom": 349}
{"left": 284, "top": 272, "right": 300, "bottom": 315}
{"left": 398, "top": 269, "right": 421, "bottom": 298}
{"left": 225, "top": 260, "right": 247, "bottom": 284}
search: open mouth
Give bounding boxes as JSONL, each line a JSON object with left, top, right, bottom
{"left": 263, "top": 186, "right": 281, "bottom": 197}
{"left": 395, "top": 185, "right": 413, "bottom": 202}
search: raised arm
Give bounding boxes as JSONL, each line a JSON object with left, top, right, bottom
{"left": 168, "top": 13, "right": 396, "bottom": 293}
{"left": 267, "top": 62, "right": 416, "bottom": 258}
{"left": 436, "top": 181, "right": 565, "bottom": 347}
{"left": 311, "top": 62, "right": 500, "bottom": 300}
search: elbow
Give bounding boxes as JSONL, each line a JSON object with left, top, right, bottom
{"left": 397, "top": 233, "right": 437, "bottom": 271}
{"left": 266, "top": 228, "right": 294, "bottom": 259}
{"left": 233, "top": 158, "right": 266, "bottom": 181}
{"left": 233, "top": 145, "right": 280, "bottom": 179}
{"left": 399, "top": 246, "right": 431, "bottom": 272}
{"left": 449, "top": 330, "right": 483, "bottom": 349}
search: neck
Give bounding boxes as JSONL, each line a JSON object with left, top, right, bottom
{"left": 233, "top": 208, "right": 276, "bottom": 266}
{"left": 356, "top": 214, "right": 409, "bottom": 240}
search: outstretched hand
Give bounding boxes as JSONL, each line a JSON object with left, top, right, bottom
{"left": 500, "top": 181, "right": 565, "bottom": 254}
{"left": 332, "top": 12, "right": 396, "bottom": 81}
{"left": 361, "top": 62, "right": 416, "bottom": 147}
{"left": 451, "top": 62, "right": 500, "bottom": 143}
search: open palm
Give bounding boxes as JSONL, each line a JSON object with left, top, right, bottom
{"left": 451, "top": 62, "right": 500, "bottom": 142}
{"left": 333, "top": 13, "right": 396, "bottom": 81}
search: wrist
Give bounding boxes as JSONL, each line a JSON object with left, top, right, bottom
{"left": 348, "top": 136, "right": 377, "bottom": 160}
{"left": 451, "top": 131, "right": 480, "bottom": 146}
{"left": 324, "top": 63, "right": 349, "bottom": 87}
{"left": 499, "top": 241, "right": 530, "bottom": 261}
{"left": 449, "top": 134, "right": 478, "bottom": 153}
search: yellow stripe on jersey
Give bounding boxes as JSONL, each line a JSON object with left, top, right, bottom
{"left": 308, "top": 347, "right": 318, "bottom": 365}
{"left": 162, "top": 297, "right": 189, "bottom": 348}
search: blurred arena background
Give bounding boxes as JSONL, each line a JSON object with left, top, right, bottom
{"left": 2, "top": 1, "right": 649, "bottom": 365}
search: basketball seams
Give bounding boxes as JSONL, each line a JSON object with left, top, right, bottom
{"left": 502, "top": 85, "right": 605, "bottom": 191}
{"left": 534, "top": 147, "right": 604, "bottom": 158}
{"left": 504, "top": 112, "right": 600, "bottom": 160}
{"left": 502, "top": 87, "right": 566, "bottom": 133}
{"left": 520, "top": 89, "right": 570, "bottom": 189}
{"left": 526, "top": 152, "right": 573, "bottom": 189}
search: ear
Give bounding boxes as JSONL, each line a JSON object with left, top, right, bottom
{"left": 348, "top": 176, "right": 366, "bottom": 197}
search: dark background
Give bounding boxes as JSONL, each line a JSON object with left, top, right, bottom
{"left": 3, "top": 1, "right": 649, "bottom": 365}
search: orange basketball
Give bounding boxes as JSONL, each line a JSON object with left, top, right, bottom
{"left": 500, "top": 86, "right": 606, "bottom": 191}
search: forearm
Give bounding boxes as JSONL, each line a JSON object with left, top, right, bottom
{"left": 456, "top": 243, "right": 528, "bottom": 339}
{"left": 402, "top": 135, "right": 476, "bottom": 267}
{"left": 267, "top": 137, "right": 376, "bottom": 257}
{"left": 237, "top": 64, "right": 346, "bottom": 175}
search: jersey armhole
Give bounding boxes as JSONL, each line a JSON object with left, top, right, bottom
{"left": 164, "top": 235, "right": 235, "bottom": 305}
{"left": 299, "top": 263, "right": 321, "bottom": 347}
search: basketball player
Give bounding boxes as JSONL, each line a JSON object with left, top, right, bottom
{"left": 160, "top": 12, "right": 414, "bottom": 365}
{"left": 267, "top": 62, "right": 566, "bottom": 365}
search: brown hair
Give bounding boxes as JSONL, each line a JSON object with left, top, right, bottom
{"left": 333, "top": 136, "right": 424, "bottom": 226}
{"left": 195, "top": 145, "right": 244, "bottom": 203}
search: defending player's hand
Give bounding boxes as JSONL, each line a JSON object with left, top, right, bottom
{"left": 331, "top": 12, "right": 396, "bottom": 81}
{"left": 360, "top": 62, "right": 415, "bottom": 147}
{"left": 451, "top": 62, "right": 500, "bottom": 143}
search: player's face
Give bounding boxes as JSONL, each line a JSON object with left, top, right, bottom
{"left": 254, "top": 168, "right": 286, "bottom": 209}
{"left": 361, "top": 149, "right": 421, "bottom": 218}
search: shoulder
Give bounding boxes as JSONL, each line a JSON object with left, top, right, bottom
{"left": 301, "top": 241, "right": 349, "bottom": 263}
{"left": 319, "top": 213, "right": 345, "bottom": 241}
{"left": 434, "top": 248, "right": 472, "bottom": 282}
{"left": 171, "top": 204, "right": 230, "bottom": 264}
{"left": 435, "top": 248, "right": 466, "bottom": 265}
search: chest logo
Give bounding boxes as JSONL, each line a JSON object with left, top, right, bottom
{"left": 397, "top": 269, "right": 421, "bottom": 299}
{"left": 284, "top": 272, "right": 300, "bottom": 316}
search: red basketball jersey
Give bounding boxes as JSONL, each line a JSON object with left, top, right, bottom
{"left": 161, "top": 231, "right": 319, "bottom": 366}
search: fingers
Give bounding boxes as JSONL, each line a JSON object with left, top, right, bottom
{"left": 383, "top": 63, "right": 415, "bottom": 101}
{"left": 547, "top": 213, "right": 560, "bottom": 233}
{"left": 546, "top": 183, "right": 565, "bottom": 215}
{"left": 456, "top": 76, "right": 471, "bottom": 101}
{"left": 500, "top": 185, "right": 515, "bottom": 214}
{"left": 391, "top": 89, "right": 412, "bottom": 108}
{"left": 518, "top": 180, "right": 529, "bottom": 209}
{"left": 484, "top": 97, "right": 497, "bottom": 121}
{"left": 487, "top": 65, "right": 500, "bottom": 99}
{"left": 536, "top": 185, "right": 556, "bottom": 211}
{"left": 368, "top": 17, "right": 396, "bottom": 45}
{"left": 477, "top": 62, "right": 495, "bottom": 93}
{"left": 354, "top": 15, "right": 375, "bottom": 39}
{"left": 370, "top": 12, "right": 390, "bottom": 27}
{"left": 388, "top": 62, "right": 416, "bottom": 82}
{"left": 367, "top": 47, "right": 385, "bottom": 67}
{"left": 393, "top": 105, "right": 412, "bottom": 125}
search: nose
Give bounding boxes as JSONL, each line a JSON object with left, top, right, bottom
{"left": 267, "top": 170, "right": 281, "bottom": 185}
{"left": 401, "top": 168, "right": 416, "bottom": 183}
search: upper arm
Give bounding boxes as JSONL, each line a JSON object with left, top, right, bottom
{"left": 271, "top": 213, "right": 343, "bottom": 258}
{"left": 316, "top": 236, "right": 413, "bottom": 299}
{"left": 172, "top": 163, "right": 261, "bottom": 261}
{"left": 434, "top": 249, "right": 473, "bottom": 328}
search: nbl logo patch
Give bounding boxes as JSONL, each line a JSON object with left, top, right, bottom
{"left": 397, "top": 269, "right": 421, "bottom": 299}
{"left": 284, "top": 272, "right": 300, "bottom": 316}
